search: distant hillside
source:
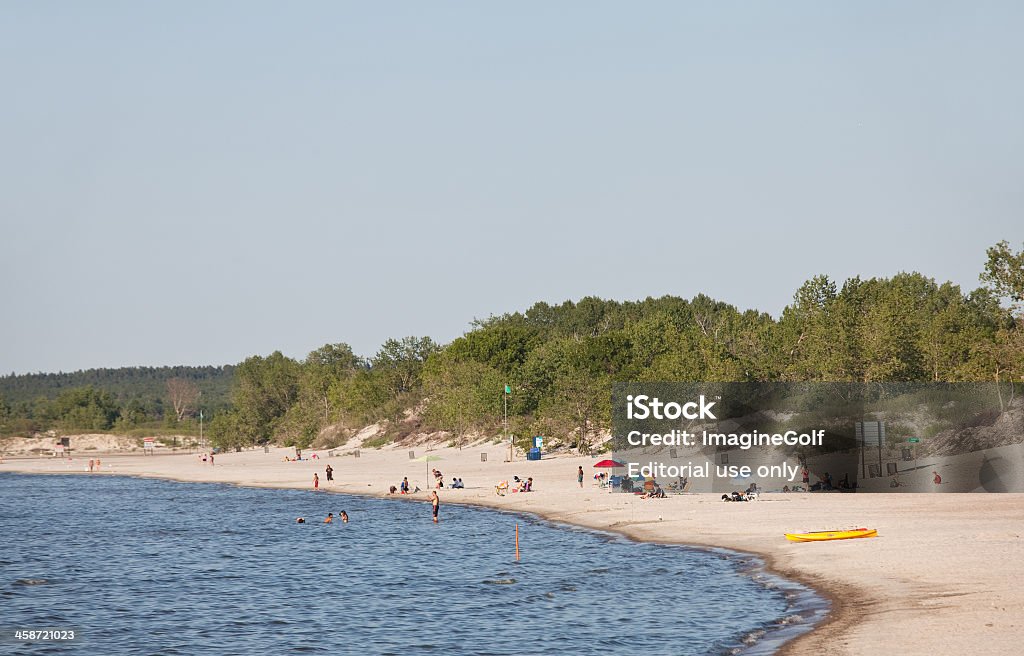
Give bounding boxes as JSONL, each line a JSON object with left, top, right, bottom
{"left": 0, "top": 365, "right": 235, "bottom": 410}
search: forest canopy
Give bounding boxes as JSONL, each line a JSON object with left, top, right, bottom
{"left": 3, "top": 242, "right": 1022, "bottom": 451}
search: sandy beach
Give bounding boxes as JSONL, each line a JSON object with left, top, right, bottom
{"left": 4, "top": 445, "right": 1022, "bottom": 655}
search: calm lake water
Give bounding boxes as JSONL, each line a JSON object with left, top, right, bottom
{"left": 0, "top": 473, "right": 823, "bottom": 655}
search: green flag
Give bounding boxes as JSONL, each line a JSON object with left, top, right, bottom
{"left": 504, "top": 385, "right": 511, "bottom": 394}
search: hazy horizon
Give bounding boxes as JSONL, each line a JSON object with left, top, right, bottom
{"left": 3, "top": 2, "right": 1021, "bottom": 375}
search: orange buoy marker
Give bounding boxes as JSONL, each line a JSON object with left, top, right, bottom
{"left": 515, "top": 524, "right": 520, "bottom": 561}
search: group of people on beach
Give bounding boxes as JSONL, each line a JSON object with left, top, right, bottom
{"left": 312, "top": 465, "right": 336, "bottom": 490}
{"left": 307, "top": 465, "right": 442, "bottom": 522}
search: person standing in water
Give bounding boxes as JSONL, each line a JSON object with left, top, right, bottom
{"left": 324, "top": 513, "right": 333, "bottom": 523}
{"left": 340, "top": 510, "right": 349, "bottom": 523}
{"left": 430, "top": 491, "right": 440, "bottom": 523}
{"left": 577, "top": 466, "right": 584, "bottom": 488}
{"left": 313, "top": 473, "right": 319, "bottom": 490}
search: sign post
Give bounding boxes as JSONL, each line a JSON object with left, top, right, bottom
{"left": 504, "top": 384, "right": 511, "bottom": 462}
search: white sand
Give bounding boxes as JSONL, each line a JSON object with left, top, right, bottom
{"left": 4, "top": 445, "right": 1022, "bottom": 655}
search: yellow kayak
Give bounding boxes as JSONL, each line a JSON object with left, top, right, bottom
{"left": 785, "top": 528, "right": 878, "bottom": 542}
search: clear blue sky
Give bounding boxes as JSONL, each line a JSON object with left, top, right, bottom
{"left": 2, "top": 2, "right": 1021, "bottom": 374}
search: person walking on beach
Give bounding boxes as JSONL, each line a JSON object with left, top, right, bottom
{"left": 577, "top": 466, "right": 584, "bottom": 488}
{"left": 88, "top": 459, "right": 95, "bottom": 473}
{"left": 313, "top": 473, "right": 319, "bottom": 490}
{"left": 210, "top": 454, "right": 214, "bottom": 466}
{"left": 401, "top": 477, "right": 409, "bottom": 494}
{"left": 430, "top": 491, "right": 440, "bottom": 523}
{"left": 325, "top": 464, "right": 334, "bottom": 482}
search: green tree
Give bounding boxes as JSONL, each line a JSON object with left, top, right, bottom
{"left": 422, "top": 353, "right": 504, "bottom": 443}
{"left": 303, "top": 343, "right": 362, "bottom": 424}
{"left": 372, "top": 336, "right": 440, "bottom": 400}
{"left": 232, "top": 352, "right": 301, "bottom": 444}
{"left": 51, "top": 387, "right": 120, "bottom": 431}
{"left": 859, "top": 282, "right": 926, "bottom": 382}
{"left": 981, "top": 240, "right": 1024, "bottom": 310}
{"left": 208, "top": 409, "right": 246, "bottom": 450}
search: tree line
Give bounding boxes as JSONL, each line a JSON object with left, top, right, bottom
{"left": 2, "top": 242, "right": 1021, "bottom": 450}
{"left": 0, "top": 366, "right": 234, "bottom": 436}
{"left": 208, "top": 241, "right": 1024, "bottom": 451}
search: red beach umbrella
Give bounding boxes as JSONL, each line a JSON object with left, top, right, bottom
{"left": 593, "top": 459, "right": 626, "bottom": 468}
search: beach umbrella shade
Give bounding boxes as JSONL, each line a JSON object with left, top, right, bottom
{"left": 415, "top": 454, "right": 444, "bottom": 490}
{"left": 593, "top": 459, "right": 626, "bottom": 488}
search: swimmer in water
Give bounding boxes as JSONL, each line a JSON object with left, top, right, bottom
{"left": 324, "top": 513, "right": 333, "bottom": 523}
{"left": 340, "top": 511, "right": 349, "bottom": 523}
{"left": 296, "top": 517, "right": 306, "bottom": 524}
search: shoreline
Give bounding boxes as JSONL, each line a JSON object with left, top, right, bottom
{"left": 3, "top": 446, "right": 1022, "bottom": 655}
{"left": 0, "top": 467, "right": 827, "bottom": 655}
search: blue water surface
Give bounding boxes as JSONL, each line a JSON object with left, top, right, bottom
{"left": 0, "top": 473, "right": 811, "bottom": 655}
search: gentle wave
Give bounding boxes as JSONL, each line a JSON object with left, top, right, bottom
{"left": 0, "top": 473, "right": 824, "bottom": 654}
